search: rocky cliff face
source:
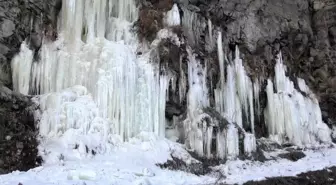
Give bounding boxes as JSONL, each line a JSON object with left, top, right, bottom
{"left": 0, "top": 0, "right": 61, "bottom": 87}
{"left": 0, "top": 0, "right": 335, "bottom": 174}
{"left": 148, "top": 0, "right": 336, "bottom": 137}
{"left": 0, "top": 0, "right": 61, "bottom": 174}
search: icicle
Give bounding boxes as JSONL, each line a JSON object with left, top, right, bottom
{"left": 181, "top": 7, "right": 205, "bottom": 47}
{"left": 12, "top": 0, "right": 169, "bottom": 143}
{"left": 226, "top": 124, "right": 239, "bottom": 159}
{"left": 164, "top": 4, "right": 181, "bottom": 27}
{"left": 11, "top": 42, "right": 34, "bottom": 95}
{"left": 264, "top": 53, "right": 331, "bottom": 146}
{"left": 183, "top": 48, "right": 210, "bottom": 157}
{"left": 208, "top": 19, "right": 213, "bottom": 47}
{"left": 244, "top": 133, "right": 256, "bottom": 154}
{"left": 253, "top": 79, "right": 261, "bottom": 121}
{"left": 178, "top": 56, "right": 187, "bottom": 104}
{"left": 217, "top": 31, "right": 225, "bottom": 89}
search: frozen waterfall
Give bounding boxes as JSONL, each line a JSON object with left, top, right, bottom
{"left": 264, "top": 53, "right": 331, "bottom": 146}
{"left": 12, "top": 0, "right": 168, "bottom": 143}
{"left": 10, "top": 0, "right": 332, "bottom": 162}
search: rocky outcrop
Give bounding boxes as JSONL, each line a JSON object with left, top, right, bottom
{"left": 138, "top": 0, "right": 336, "bottom": 138}
{"left": 0, "top": 85, "right": 39, "bottom": 174}
{"left": 177, "top": 0, "right": 336, "bottom": 131}
{"left": 0, "top": 0, "right": 61, "bottom": 87}
{"left": 0, "top": 0, "right": 61, "bottom": 173}
{"left": 243, "top": 166, "right": 336, "bottom": 185}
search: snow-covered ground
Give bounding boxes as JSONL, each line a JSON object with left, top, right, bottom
{"left": 1, "top": 135, "right": 336, "bottom": 185}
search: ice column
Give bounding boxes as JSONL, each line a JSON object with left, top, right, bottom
{"left": 214, "top": 32, "right": 257, "bottom": 158}
{"left": 183, "top": 48, "right": 210, "bottom": 157}
{"left": 164, "top": 4, "right": 181, "bottom": 27}
{"left": 11, "top": 43, "right": 34, "bottom": 95}
{"left": 264, "top": 53, "right": 331, "bottom": 146}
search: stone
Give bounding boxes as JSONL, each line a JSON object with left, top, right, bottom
{"left": 0, "top": 20, "right": 15, "bottom": 37}
{"left": 0, "top": 0, "right": 60, "bottom": 173}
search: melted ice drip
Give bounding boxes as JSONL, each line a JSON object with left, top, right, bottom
{"left": 264, "top": 53, "right": 331, "bottom": 146}
{"left": 12, "top": 0, "right": 169, "bottom": 142}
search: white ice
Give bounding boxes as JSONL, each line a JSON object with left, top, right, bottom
{"left": 164, "top": 4, "right": 181, "bottom": 27}
{"left": 12, "top": 0, "right": 168, "bottom": 142}
{"left": 264, "top": 53, "right": 331, "bottom": 146}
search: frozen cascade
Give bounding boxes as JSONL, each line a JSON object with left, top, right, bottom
{"left": 214, "top": 31, "right": 257, "bottom": 158}
{"left": 183, "top": 47, "right": 210, "bottom": 157}
{"left": 11, "top": 0, "right": 169, "bottom": 144}
{"left": 183, "top": 32, "right": 259, "bottom": 159}
{"left": 264, "top": 53, "right": 331, "bottom": 146}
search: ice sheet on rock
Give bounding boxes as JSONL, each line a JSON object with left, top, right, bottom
{"left": 181, "top": 6, "right": 205, "bottom": 47}
{"left": 164, "top": 4, "right": 181, "bottom": 27}
{"left": 11, "top": 42, "right": 34, "bottom": 95}
{"left": 264, "top": 53, "right": 331, "bottom": 146}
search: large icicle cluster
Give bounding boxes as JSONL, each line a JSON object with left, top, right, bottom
{"left": 264, "top": 53, "right": 331, "bottom": 146}
{"left": 182, "top": 32, "right": 258, "bottom": 159}
{"left": 213, "top": 31, "right": 257, "bottom": 159}
{"left": 12, "top": 0, "right": 169, "bottom": 142}
{"left": 10, "top": 0, "right": 332, "bottom": 163}
{"left": 183, "top": 47, "right": 211, "bottom": 157}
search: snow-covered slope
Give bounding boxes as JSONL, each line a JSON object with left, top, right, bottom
{"left": 1, "top": 139, "right": 336, "bottom": 185}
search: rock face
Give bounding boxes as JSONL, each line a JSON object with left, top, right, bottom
{"left": 0, "top": 0, "right": 335, "bottom": 174}
{"left": 0, "top": 0, "right": 61, "bottom": 173}
{"left": 0, "top": 0, "right": 61, "bottom": 87}
{"left": 0, "top": 85, "right": 39, "bottom": 174}
{"left": 152, "top": 0, "right": 336, "bottom": 137}
{"left": 243, "top": 166, "right": 336, "bottom": 185}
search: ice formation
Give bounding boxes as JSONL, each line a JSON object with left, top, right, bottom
{"left": 183, "top": 47, "right": 210, "bottom": 157}
{"left": 164, "top": 4, "right": 181, "bottom": 27}
{"left": 264, "top": 53, "right": 331, "bottom": 146}
{"left": 213, "top": 32, "right": 257, "bottom": 159}
{"left": 12, "top": 0, "right": 169, "bottom": 142}
{"left": 10, "top": 0, "right": 332, "bottom": 163}
{"left": 11, "top": 43, "right": 34, "bottom": 95}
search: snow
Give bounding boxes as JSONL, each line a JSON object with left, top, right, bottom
{"left": 1, "top": 140, "right": 336, "bottom": 185}
{"left": 214, "top": 146, "right": 336, "bottom": 184}
{"left": 0, "top": 133, "right": 213, "bottom": 185}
